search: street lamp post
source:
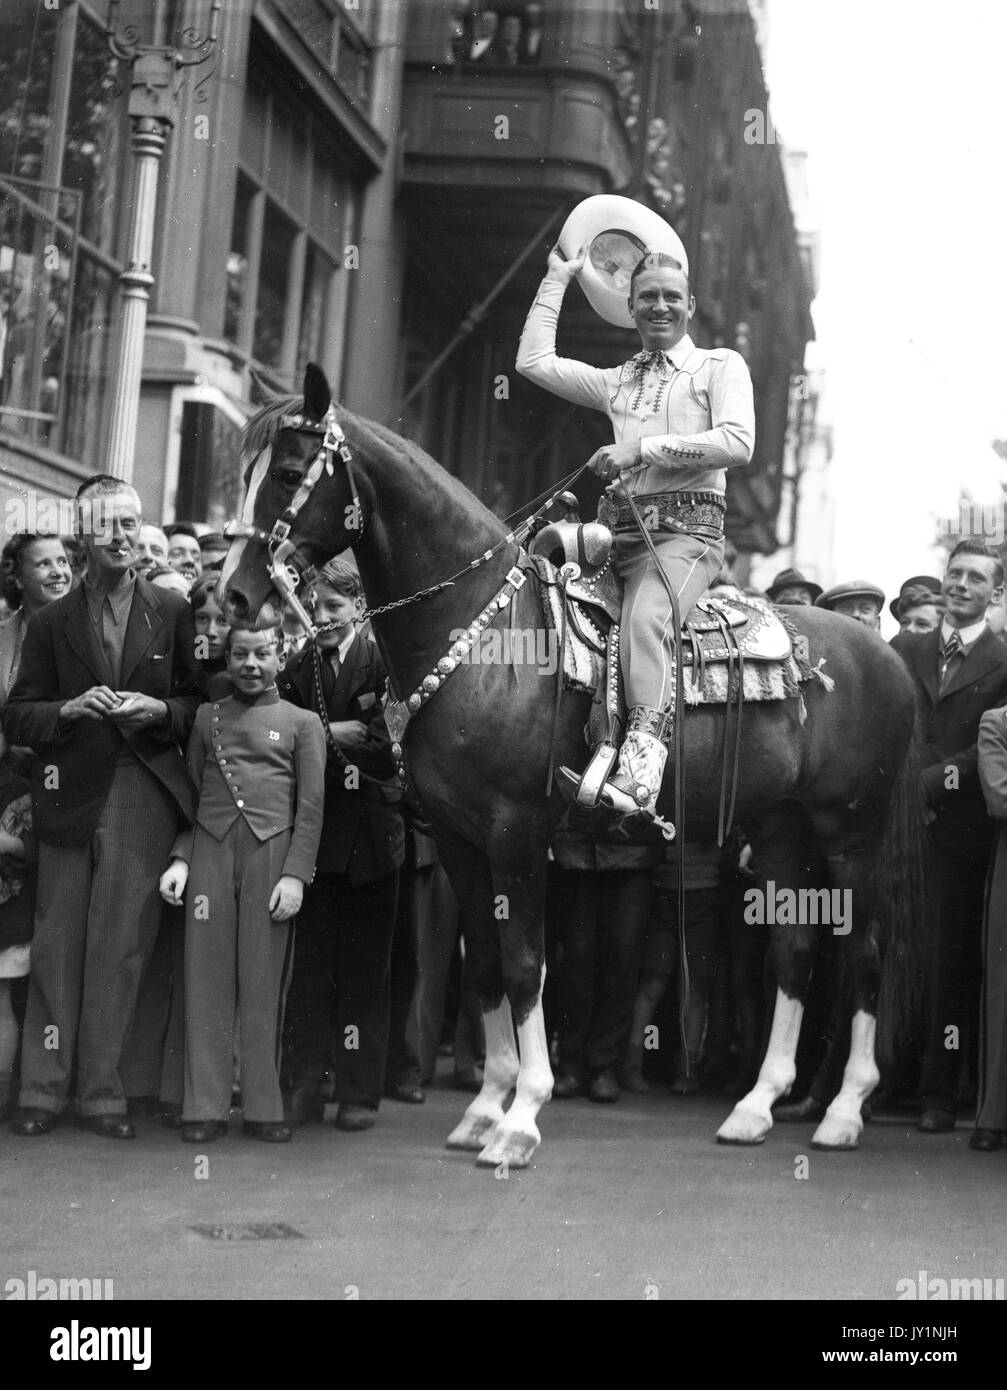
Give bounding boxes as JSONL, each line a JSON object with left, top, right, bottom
{"left": 103, "top": 0, "right": 220, "bottom": 482}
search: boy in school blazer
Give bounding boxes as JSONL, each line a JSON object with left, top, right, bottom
{"left": 278, "top": 559, "right": 404, "bottom": 1132}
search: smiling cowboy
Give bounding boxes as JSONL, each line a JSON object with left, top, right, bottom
{"left": 516, "top": 240, "right": 755, "bottom": 822}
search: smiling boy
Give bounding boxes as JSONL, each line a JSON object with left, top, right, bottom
{"left": 160, "top": 623, "right": 325, "bottom": 1143}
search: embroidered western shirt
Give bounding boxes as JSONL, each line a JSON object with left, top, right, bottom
{"left": 516, "top": 276, "right": 755, "bottom": 497}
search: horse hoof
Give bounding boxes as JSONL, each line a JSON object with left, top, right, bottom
{"left": 475, "top": 1128, "right": 539, "bottom": 1170}
{"left": 446, "top": 1113, "right": 500, "bottom": 1152}
{"left": 811, "top": 1113, "right": 862, "bottom": 1150}
{"left": 716, "top": 1104, "right": 771, "bottom": 1145}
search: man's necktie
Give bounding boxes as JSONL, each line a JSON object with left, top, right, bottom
{"left": 939, "top": 631, "right": 963, "bottom": 690}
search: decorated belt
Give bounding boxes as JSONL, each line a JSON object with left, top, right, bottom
{"left": 597, "top": 490, "right": 727, "bottom": 536}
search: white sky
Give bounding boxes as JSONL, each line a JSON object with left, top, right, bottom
{"left": 759, "top": 0, "right": 1007, "bottom": 623}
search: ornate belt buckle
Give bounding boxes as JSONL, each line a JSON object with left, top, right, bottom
{"left": 506, "top": 565, "right": 526, "bottom": 590}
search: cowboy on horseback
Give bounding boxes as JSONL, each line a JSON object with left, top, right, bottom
{"left": 516, "top": 242, "right": 756, "bottom": 825}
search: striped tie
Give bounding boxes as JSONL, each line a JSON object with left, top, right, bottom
{"left": 939, "top": 631, "right": 962, "bottom": 689}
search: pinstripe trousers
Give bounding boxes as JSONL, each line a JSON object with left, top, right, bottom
{"left": 183, "top": 819, "right": 295, "bottom": 1123}
{"left": 615, "top": 529, "right": 725, "bottom": 712}
{"left": 18, "top": 759, "right": 179, "bottom": 1117}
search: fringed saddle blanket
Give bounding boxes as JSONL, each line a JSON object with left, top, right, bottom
{"left": 527, "top": 553, "right": 834, "bottom": 715}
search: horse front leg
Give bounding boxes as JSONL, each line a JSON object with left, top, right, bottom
{"left": 475, "top": 849, "right": 553, "bottom": 1170}
{"left": 436, "top": 832, "right": 521, "bottom": 1153}
{"left": 445, "top": 997, "right": 520, "bottom": 1152}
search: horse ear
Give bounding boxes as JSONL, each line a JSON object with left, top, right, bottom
{"left": 303, "top": 362, "right": 331, "bottom": 420}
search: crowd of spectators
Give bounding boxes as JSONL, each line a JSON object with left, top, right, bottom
{"left": 1, "top": 478, "right": 1006, "bottom": 1158}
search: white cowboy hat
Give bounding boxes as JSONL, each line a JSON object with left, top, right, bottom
{"left": 557, "top": 195, "right": 689, "bottom": 328}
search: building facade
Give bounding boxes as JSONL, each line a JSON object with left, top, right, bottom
{"left": 0, "top": 0, "right": 814, "bottom": 564}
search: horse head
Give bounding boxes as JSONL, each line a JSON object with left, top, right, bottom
{"left": 220, "top": 362, "right": 362, "bottom": 628}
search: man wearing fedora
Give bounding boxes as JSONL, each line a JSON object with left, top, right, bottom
{"left": 765, "top": 568, "right": 822, "bottom": 607}
{"left": 892, "top": 540, "right": 1007, "bottom": 1137}
{"left": 815, "top": 579, "right": 886, "bottom": 631}
{"left": 517, "top": 241, "right": 754, "bottom": 825}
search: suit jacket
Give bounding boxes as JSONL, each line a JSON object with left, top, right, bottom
{"left": 172, "top": 689, "right": 326, "bottom": 884}
{"left": 279, "top": 634, "right": 404, "bottom": 885}
{"left": 893, "top": 626, "right": 1007, "bottom": 859}
{"left": 0, "top": 610, "right": 26, "bottom": 702}
{"left": 1, "top": 576, "right": 203, "bottom": 846}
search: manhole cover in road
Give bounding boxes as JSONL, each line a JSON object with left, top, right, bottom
{"left": 189, "top": 1222, "right": 305, "bottom": 1241}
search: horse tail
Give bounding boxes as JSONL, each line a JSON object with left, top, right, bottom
{"left": 874, "top": 709, "right": 929, "bottom": 1071}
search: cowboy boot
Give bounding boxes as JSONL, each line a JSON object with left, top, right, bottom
{"left": 599, "top": 706, "right": 672, "bottom": 820}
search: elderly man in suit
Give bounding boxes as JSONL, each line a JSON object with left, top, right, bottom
{"left": 4, "top": 475, "right": 202, "bottom": 1139}
{"left": 892, "top": 540, "right": 1007, "bottom": 1134}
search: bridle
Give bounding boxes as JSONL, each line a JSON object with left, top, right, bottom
{"left": 224, "top": 401, "right": 587, "bottom": 636}
{"left": 224, "top": 405, "right": 364, "bottom": 633}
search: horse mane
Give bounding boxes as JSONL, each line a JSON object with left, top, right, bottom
{"left": 239, "top": 388, "right": 507, "bottom": 539}
{"left": 241, "top": 394, "right": 303, "bottom": 462}
{"left": 333, "top": 406, "right": 508, "bottom": 537}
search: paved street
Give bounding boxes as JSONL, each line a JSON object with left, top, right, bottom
{"left": 3, "top": 1084, "right": 1005, "bottom": 1302}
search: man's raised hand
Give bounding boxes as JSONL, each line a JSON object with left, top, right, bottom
{"left": 546, "top": 242, "right": 587, "bottom": 285}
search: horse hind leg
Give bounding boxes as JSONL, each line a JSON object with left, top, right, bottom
{"left": 718, "top": 815, "right": 817, "bottom": 1144}
{"left": 812, "top": 854, "right": 881, "bottom": 1150}
{"left": 717, "top": 984, "right": 806, "bottom": 1144}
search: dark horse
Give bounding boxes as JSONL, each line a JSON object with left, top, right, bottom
{"left": 221, "top": 364, "right": 926, "bottom": 1169}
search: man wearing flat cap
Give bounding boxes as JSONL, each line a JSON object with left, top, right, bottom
{"left": 765, "top": 568, "right": 822, "bottom": 607}
{"left": 816, "top": 580, "right": 886, "bottom": 632}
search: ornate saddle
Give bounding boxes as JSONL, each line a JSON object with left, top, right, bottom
{"left": 527, "top": 517, "right": 797, "bottom": 677}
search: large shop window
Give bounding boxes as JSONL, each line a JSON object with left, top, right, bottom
{"left": 224, "top": 51, "right": 350, "bottom": 394}
{"left": 0, "top": 6, "right": 127, "bottom": 466}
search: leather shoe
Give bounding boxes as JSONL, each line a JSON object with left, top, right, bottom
{"left": 589, "top": 1068, "right": 621, "bottom": 1103}
{"left": 385, "top": 1083, "right": 425, "bottom": 1104}
{"left": 969, "top": 1128, "right": 1003, "bottom": 1152}
{"left": 243, "top": 1120, "right": 292, "bottom": 1143}
{"left": 551, "top": 1072, "right": 586, "bottom": 1100}
{"left": 917, "top": 1107, "right": 955, "bottom": 1134}
{"left": 10, "top": 1106, "right": 55, "bottom": 1136}
{"left": 180, "top": 1119, "right": 228, "bottom": 1143}
{"left": 76, "top": 1114, "right": 135, "bottom": 1140}
{"left": 284, "top": 1085, "right": 324, "bottom": 1126}
{"left": 774, "top": 1095, "right": 826, "bottom": 1123}
{"left": 334, "top": 1104, "right": 377, "bottom": 1132}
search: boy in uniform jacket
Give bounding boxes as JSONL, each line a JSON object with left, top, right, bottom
{"left": 160, "top": 623, "right": 325, "bottom": 1143}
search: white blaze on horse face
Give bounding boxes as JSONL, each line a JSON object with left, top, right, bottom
{"left": 218, "top": 449, "right": 271, "bottom": 603}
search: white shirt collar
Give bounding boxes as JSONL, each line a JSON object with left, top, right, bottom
{"left": 333, "top": 627, "right": 357, "bottom": 665}
{"left": 941, "top": 616, "right": 987, "bottom": 649}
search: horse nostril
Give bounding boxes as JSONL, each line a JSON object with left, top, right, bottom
{"left": 226, "top": 590, "right": 249, "bottom": 621}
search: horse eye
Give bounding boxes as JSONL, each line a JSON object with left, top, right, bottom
{"left": 276, "top": 469, "right": 302, "bottom": 489}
